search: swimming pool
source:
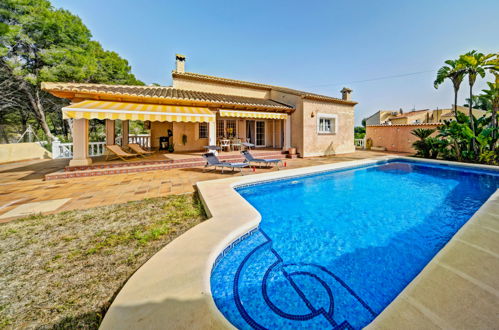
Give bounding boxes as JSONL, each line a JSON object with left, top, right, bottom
{"left": 210, "top": 160, "right": 499, "bottom": 329}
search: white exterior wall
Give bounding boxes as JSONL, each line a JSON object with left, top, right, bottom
{"left": 301, "top": 99, "right": 355, "bottom": 157}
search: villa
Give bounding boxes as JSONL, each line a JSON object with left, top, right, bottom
{"left": 42, "top": 54, "right": 357, "bottom": 167}
{"left": 363, "top": 106, "right": 490, "bottom": 153}
{"left": 365, "top": 105, "right": 488, "bottom": 126}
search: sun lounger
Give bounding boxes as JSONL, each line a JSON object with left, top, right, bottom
{"left": 105, "top": 145, "right": 138, "bottom": 161}
{"left": 202, "top": 153, "right": 248, "bottom": 175}
{"left": 242, "top": 150, "right": 282, "bottom": 169}
{"left": 128, "top": 143, "right": 154, "bottom": 157}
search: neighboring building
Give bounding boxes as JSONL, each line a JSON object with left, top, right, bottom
{"left": 364, "top": 110, "right": 400, "bottom": 126}
{"left": 43, "top": 55, "right": 357, "bottom": 166}
{"left": 365, "top": 106, "right": 488, "bottom": 126}
{"left": 364, "top": 105, "right": 489, "bottom": 153}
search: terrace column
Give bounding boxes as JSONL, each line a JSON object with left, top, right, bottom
{"left": 105, "top": 119, "right": 115, "bottom": 145}
{"left": 209, "top": 120, "right": 216, "bottom": 146}
{"left": 283, "top": 116, "right": 291, "bottom": 150}
{"left": 121, "top": 120, "right": 129, "bottom": 147}
{"left": 69, "top": 118, "right": 92, "bottom": 166}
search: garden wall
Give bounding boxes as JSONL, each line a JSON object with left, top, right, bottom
{"left": 0, "top": 143, "right": 52, "bottom": 164}
{"left": 365, "top": 124, "right": 440, "bottom": 153}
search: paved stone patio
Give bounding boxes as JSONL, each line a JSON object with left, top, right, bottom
{"left": 0, "top": 150, "right": 399, "bottom": 222}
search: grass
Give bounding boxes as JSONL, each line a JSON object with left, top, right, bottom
{"left": 0, "top": 193, "right": 205, "bottom": 329}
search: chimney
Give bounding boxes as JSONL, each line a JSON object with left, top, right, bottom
{"left": 175, "top": 54, "right": 186, "bottom": 73}
{"left": 341, "top": 87, "right": 352, "bottom": 101}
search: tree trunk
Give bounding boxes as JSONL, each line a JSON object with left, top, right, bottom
{"left": 455, "top": 141, "right": 461, "bottom": 161}
{"left": 492, "top": 105, "right": 498, "bottom": 147}
{"left": 18, "top": 109, "right": 29, "bottom": 142}
{"left": 0, "top": 113, "right": 9, "bottom": 143}
{"left": 469, "top": 83, "right": 477, "bottom": 154}
{"left": 22, "top": 85, "right": 56, "bottom": 141}
{"left": 453, "top": 88, "right": 459, "bottom": 119}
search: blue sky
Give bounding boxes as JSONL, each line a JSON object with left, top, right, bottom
{"left": 51, "top": 0, "right": 498, "bottom": 125}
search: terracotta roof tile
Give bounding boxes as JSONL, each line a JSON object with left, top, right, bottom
{"left": 367, "top": 123, "right": 441, "bottom": 127}
{"left": 392, "top": 109, "right": 431, "bottom": 119}
{"left": 41, "top": 82, "right": 294, "bottom": 111}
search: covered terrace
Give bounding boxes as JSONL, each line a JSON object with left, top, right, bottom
{"left": 42, "top": 83, "right": 294, "bottom": 167}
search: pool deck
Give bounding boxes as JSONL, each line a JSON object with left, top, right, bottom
{"left": 0, "top": 150, "right": 392, "bottom": 222}
{"left": 100, "top": 157, "right": 499, "bottom": 329}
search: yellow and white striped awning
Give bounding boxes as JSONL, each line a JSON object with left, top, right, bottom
{"left": 219, "top": 109, "right": 288, "bottom": 120}
{"left": 62, "top": 100, "right": 215, "bottom": 122}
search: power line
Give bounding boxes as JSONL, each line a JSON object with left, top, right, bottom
{"left": 310, "top": 69, "right": 435, "bottom": 88}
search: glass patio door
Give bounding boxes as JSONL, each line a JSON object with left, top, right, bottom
{"left": 246, "top": 120, "right": 255, "bottom": 144}
{"left": 255, "top": 121, "right": 265, "bottom": 147}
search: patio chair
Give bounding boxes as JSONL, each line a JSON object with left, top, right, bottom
{"left": 231, "top": 138, "right": 242, "bottom": 151}
{"left": 128, "top": 143, "right": 154, "bottom": 157}
{"left": 202, "top": 153, "right": 249, "bottom": 175}
{"left": 219, "top": 139, "right": 231, "bottom": 152}
{"left": 105, "top": 145, "right": 138, "bottom": 161}
{"left": 242, "top": 150, "right": 282, "bottom": 170}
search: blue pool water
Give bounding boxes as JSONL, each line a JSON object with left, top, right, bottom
{"left": 210, "top": 160, "right": 499, "bottom": 329}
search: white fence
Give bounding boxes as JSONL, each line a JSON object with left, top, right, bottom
{"left": 52, "top": 140, "right": 106, "bottom": 159}
{"left": 129, "top": 135, "right": 151, "bottom": 147}
{"left": 354, "top": 138, "right": 365, "bottom": 149}
{"left": 116, "top": 135, "right": 151, "bottom": 148}
{"left": 52, "top": 135, "right": 151, "bottom": 159}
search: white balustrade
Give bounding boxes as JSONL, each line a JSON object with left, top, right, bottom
{"left": 128, "top": 134, "right": 150, "bottom": 148}
{"left": 89, "top": 142, "right": 105, "bottom": 157}
{"left": 354, "top": 138, "right": 365, "bottom": 149}
{"left": 52, "top": 139, "right": 106, "bottom": 159}
{"left": 115, "top": 135, "right": 150, "bottom": 147}
{"left": 52, "top": 135, "right": 150, "bottom": 159}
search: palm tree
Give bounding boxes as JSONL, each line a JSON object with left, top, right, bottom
{"left": 482, "top": 82, "right": 499, "bottom": 142}
{"left": 411, "top": 128, "right": 436, "bottom": 158}
{"left": 484, "top": 53, "right": 499, "bottom": 141}
{"left": 459, "top": 51, "right": 494, "bottom": 152}
{"left": 434, "top": 59, "right": 466, "bottom": 118}
{"left": 464, "top": 94, "right": 492, "bottom": 111}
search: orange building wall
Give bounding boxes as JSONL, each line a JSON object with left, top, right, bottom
{"left": 365, "top": 124, "right": 440, "bottom": 153}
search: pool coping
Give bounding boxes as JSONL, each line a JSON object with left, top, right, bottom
{"left": 100, "top": 156, "right": 499, "bottom": 329}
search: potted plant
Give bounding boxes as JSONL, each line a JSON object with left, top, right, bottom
{"left": 288, "top": 147, "right": 296, "bottom": 155}
{"left": 168, "top": 142, "right": 175, "bottom": 153}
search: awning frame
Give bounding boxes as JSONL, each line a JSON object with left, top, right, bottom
{"left": 218, "top": 109, "right": 288, "bottom": 120}
{"left": 62, "top": 100, "right": 216, "bottom": 123}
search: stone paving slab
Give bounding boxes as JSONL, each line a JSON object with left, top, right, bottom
{"left": 0, "top": 151, "right": 396, "bottom": 222}
{"left": 0, "top": 198, "right": 71, "bottom": 219}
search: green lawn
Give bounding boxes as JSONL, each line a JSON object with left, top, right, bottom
{"left": 0, "top": 194, "right": 205, "bottom": 329}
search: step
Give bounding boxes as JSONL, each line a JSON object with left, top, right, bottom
{"left": 64, "top": 151, "right": 286, "bottom": 171}
{"left": 65, "top": 159, "right": 174, "bottom": 171}
{"left": 46, "top": 153, "right": 287, "bottom": 180}
{"left": 46, "top": 160, "right": 206, "bottom": 180}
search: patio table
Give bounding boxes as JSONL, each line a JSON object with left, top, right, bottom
{"left": 242, "top": 142, "right": 255, "bottom": 150}
{"left": 204, "top": 145, "right": 221, "bottom": 155}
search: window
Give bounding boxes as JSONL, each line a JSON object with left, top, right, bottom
{"left": 225, "top": 119, "right": 237, "bottom": 137}
{"left": 216, "top": 119, "right": 238, "bottom": 138}
{"left": 199, "top": 122, "right": 208, "bottom": 139}
{"left": 317, "top": 114, "right": 337, "bottom": 134}
{"left": 216, "top": 120, "right": 225, "bottom": 138}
